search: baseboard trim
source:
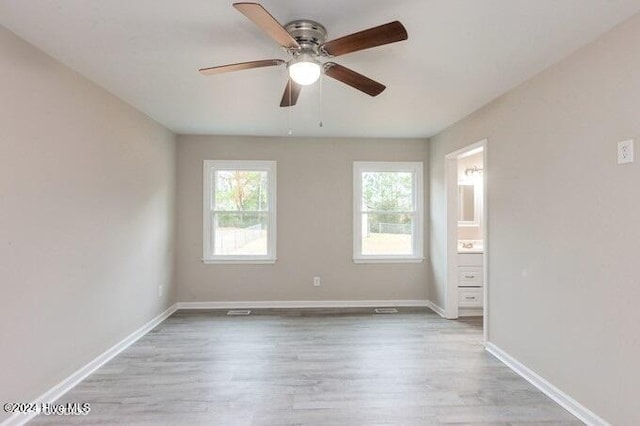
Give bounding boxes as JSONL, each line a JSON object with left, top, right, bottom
{"left": 3, "top": 304, "right": 178, "bottom": 426}
{"left": 425, "top": 300, "right": 445, "bottom": 317}
{"left": 177, "top": 299, "right": 429, "bottom": 310}
{"left": 485, "top": 342, "right": 609, "bottom": 426}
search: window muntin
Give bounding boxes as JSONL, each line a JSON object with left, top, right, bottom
{"left": 354, "top": 162, "right": 423, "bottom": 262}
{"left": 203, "top": 161, "right": 276, "bottom": 263}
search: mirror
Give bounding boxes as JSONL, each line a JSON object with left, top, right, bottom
{"left": 458, "top": 184, "right": 479, "bottom": 226}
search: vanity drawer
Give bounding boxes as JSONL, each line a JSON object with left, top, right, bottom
{"left": 458, "top": 288, "right": 483, "bottom": 307}
{"left": 458, "top": 253, "right": 483, "bottom": 266}
{"left": 458, "top": 267, "right": 482, "bottom": 285}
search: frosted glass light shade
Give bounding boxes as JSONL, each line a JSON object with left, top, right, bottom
{"left": 288, "top": 60, "right": 321, "bottom": 86}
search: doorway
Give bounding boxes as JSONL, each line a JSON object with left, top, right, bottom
{"left": 444, "top": 140, "right": 488, "bottom": 342}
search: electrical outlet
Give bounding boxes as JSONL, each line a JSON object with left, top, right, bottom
{"left": 313, "top": 276, "right": 321, "bottom": 287}
{"left": 158, "top": 284, "right": 164, "bottom": 298}
{"left": 618, "top": 139, "right": 634, "bottom": 164}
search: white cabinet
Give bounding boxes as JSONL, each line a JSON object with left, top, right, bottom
{"left": 458, "top": 267, "right": 482, "bottom": 285}
{"left": 458, "top": 253, "right": 482, "bottom": 266}
{"left": 457, "top": 253, "right": 483, "bottom": 312}
{"left": 458, "top": 288, "right": 483, "bottom": 307}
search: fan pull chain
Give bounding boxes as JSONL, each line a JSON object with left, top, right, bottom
{"left": 288, "top": 80, "right": 293, "bottom": 135}
{"left": 319, "top": 73, "right": 323, "bottom": 128}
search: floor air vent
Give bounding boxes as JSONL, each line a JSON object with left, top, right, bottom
{"left": 227, "top": 309, "right": 252, "bottom": 316}
{"left": 374, "top": 308, "right": 398, "bottom": 314}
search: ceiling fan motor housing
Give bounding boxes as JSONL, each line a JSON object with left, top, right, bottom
{"left": 284, "top": 20, "right": 327, "bottom": 55}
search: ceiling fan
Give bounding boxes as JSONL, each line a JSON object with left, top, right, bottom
{"left": 199, "top": 2, "right": 408, "bottom": 107}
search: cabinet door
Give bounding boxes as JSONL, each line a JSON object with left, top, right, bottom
{"left": 458, "top": 267, "right": 483, "bottom": 286}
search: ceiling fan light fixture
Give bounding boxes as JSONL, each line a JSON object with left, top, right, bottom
{"left": 201, "top": 4, "right": 409, "bottom": 107}
{"left": 288, "top": 55, "right": 321, "bottom": 86}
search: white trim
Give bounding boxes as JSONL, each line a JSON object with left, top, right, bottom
{"left": 444, "top": 140, "right": 487, "bottom": 160}
{"left": 353, "top": 161, "right": 424, "bottom": 262}
{"left": 482, "top": 142, "right": 489, "bottom": 343}
{"left": 353, "top": 257, "right": 424, "bottom": 264}
{"left": 486, "top": 342, "right": 609, "bottom": 426}
{"left": 457, "top": 146, "right": 484, "bottom": 158}
{"left": 202, "top": 259, "right": 276, "bottom": 265}
{"left": 177, "top": 300, "right": 429, "bottom": 310}
{"left": 2, "top": 304, "right": 178, "bottom": 426}
{"left": 202, "top": 160, "right": 277, "bottom": 263}
{"left": 425, "top": 300, "right": 445, "bottom": 317}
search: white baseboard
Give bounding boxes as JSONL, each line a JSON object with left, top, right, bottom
{"left": 485, "top": 342, "right": 609, "bottom": 426}
{"left": 177, "top": 299, "right": 429, "bottom": 310}
{"left": 425, "top": 300, "right": 445, "bottom": 317}
{"left": 3, "top": 304, "right": 178, "bottom": 426}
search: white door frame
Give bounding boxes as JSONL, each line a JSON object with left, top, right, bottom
{"left": 444, "top": 139, "right": 488, "bottom": 343}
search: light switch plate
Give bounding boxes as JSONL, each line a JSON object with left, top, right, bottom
{"left": 618, "top": 139, "right": 634, "bottom": 164}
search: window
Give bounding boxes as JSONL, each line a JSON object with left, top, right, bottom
{"left": 353, "top": 162, "right": 423, "bottom": 263}
{"left": 203, "top": 160, "right": 276, "bottom": 263}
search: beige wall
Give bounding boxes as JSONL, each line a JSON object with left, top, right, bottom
{"left": 0, "top": 25, "right": 176, "bottom": 418}
{"left": 429, "top": 13, "right": 640, "bottom": 425}
{"left": 176, "top": 135, "right": 429, "bottom": 302}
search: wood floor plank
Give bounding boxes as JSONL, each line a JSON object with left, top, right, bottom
{"left": 29, "top": 309, "right": 582, "bottom": 425}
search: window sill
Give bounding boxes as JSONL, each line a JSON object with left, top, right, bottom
{"left": 353, "top": 257, "right": 425, "bottom": 264}
{"left": 202, "top": 258, "right": 277, "bottom": 265}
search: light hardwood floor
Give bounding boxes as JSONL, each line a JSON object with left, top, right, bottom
{"left": 31, "top": 308, "right": 581, "bottom": 425}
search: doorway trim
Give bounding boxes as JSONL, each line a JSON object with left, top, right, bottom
{"left": 444, "top": 139, "right": 488, "bottom": 343}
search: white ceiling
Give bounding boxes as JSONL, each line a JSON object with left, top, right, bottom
{"left": 1, "top": 1, "right": 640, "bottom": 138}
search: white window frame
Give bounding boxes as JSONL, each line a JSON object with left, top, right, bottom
{"left": 203, "top": 160, "right": 276, "bottom": 264}
{"left": 353, "top": 161, "right": 424, "bottom": 263}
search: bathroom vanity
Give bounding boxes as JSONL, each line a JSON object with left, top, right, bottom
{"left": 457, "top": 249, "right": 483, "bottom": 316}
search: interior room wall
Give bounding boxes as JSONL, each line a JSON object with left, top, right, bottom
{"left": 0, "top": 25, "right": 177, "bottom": 419}
{"left": 176, "top": 135, "right": 429, "bottom": 303}
{"left": 429, "top": 13, "right": 640, "bottom": 424}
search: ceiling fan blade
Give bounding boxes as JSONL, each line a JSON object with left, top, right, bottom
{"left": 233, "top": 3, "right": 301, "bottom": 50}
{"left": 280, "top": 79, "right": 302, "bottom": 107}
{"left": 199, "top": 59, "right": 285, "bottom": 75}
{"left": 323, "top": 62, "right": 386, "bottom": 97}
{"left": 320, "top": 21, "right": 407, "bottom": 57}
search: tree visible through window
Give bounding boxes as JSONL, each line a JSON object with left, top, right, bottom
{"left": 362, "top": 171, "right": 413, "bottom": 255}
{"left": 204, "top": 161, "right": 276, "bottom": 263}
{"left": 354, "top": 162, "right": 423, "bottom": 262}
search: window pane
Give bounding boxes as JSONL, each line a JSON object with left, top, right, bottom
{"left": 213, "top": 212, "right": 267, "bottom": 255}
{"left": 361, "top": 213, "right": 413, "bottom": 255}
{"left": 214, "top": 170, "right": 268, "bottom": 211}
{"left": 362, "top": 172, "right": 413, "bottom": 211}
